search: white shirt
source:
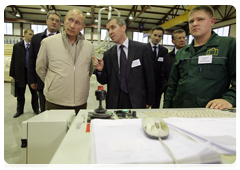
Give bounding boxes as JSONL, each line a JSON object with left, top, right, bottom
{"left": 46, "top": 29, "right": 57, "bottom": 36}
{"left": 150, "top": 42, "right": 159, "bottom": 57}
{"left": 174, "top": 47, "right": 179, "bottom": 55}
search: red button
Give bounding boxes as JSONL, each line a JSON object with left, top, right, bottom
{"left": 98, "top": 86, "right": 104, "bottom": 90}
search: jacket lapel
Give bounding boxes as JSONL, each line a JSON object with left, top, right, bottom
{"left": 21, "top": 41, "right": 26, "bottom": 60}
{"left": 111, "top": 45, "right": 119, "bottom": 81}
{"left": 127, "top": 40, "right": 135, "bottom": 78}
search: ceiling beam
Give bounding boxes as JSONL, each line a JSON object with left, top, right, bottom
{"left": 91, "top": 5, "right": 95, "bottom": 24}
{"left": 40, "top": 5, "right": 48, "bottom": 13}
{"left": 127, "top": 5, "right": 151, "bottom": 26}
{"left": 4, "top": 9, "right": 17, "bottom": 18}
{"left": 156, "top": 5, "right": 179, "bottom": 25}
{"left": 125, "top": 5, "right": 136, "bottom": 25}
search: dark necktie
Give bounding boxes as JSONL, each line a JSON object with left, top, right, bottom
{"left": 152, "top": 46, "right": 157, "bottom": 61}
{"left": 120, "top": 45, "right": 128, "bottom": 93}
{"left": 25, "top": 43, "right": 29, "bottom": 68}
{"left": 48, "top": 33, "right": 54, "bottom": 37}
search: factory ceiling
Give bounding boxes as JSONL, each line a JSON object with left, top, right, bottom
{"left": 4, "top": 5, "right": 236, "bottom": 33}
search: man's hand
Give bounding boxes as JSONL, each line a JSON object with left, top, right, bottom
{"left": 146, "top": 105, "right": 152, "bottom": 109}
{"left": 30, "top": 83, "right": 38, "bottom": 90}
{"left": 92, "top": 56, "right": 104, "bottom": 72}
{"left": 206, "top": 99, "right": 233, "bottom": 109}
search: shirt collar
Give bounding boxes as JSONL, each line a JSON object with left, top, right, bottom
{"left": 174, "top": 47, "right": 179, "bottom": 55}
{"left": 117, "top": 38, "right": 129, "bottom": 49}
{"left": 46, "top": 29, "right": 57, "bottom": 36}
{"left": 150, "top": 42, "right": 159, "bottom": 48}
{"left": 24, "top": 40, "right": 30, "bottom": 47}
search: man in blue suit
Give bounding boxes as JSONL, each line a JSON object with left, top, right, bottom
{"left": 92, "top": 17, "right": 155, "bottom": 109}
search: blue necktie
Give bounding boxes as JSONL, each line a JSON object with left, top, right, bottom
{"left": 25, "top": 43, "right": 29, "bottom": 68}
{"left": 120, "top": 45, "right": 128, "bottom": 93}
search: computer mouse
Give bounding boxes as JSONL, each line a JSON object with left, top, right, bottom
{"left": 142, "top": 116, "right": 169, "bottom": 139}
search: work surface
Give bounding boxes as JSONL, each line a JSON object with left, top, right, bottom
{"left": 50, "top": 108, "right": 236, "bottom": 164}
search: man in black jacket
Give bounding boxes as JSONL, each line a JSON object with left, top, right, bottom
{"left": 28, "top": 10, "right": 61, "bottom": 112}
{"left": 161, "top": 29, "right": 186, "bottom": 96}
{"left": 92, "top": 17, "right": 155, "bottom": 109}
{"left": 10, "top": 29, "right": 39, "bottom": 118}
{"left": 147, "top": 26, "right": 168, "bottom": 108}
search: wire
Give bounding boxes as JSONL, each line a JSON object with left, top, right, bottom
{"left": 158, "top": 137, "right": 179, "bottom": 164}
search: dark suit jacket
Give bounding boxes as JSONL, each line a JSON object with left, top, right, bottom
{"left": 9, "top": 40, "right": 27, "bottom": 87}
{"left": 28, "top": 29, "right": 59, "bottom": 90}
{"left": 96, "top": 40, "right": 155, "bottom": 109}
{"left": 147, "top": 43, "right": 168, "bottom": 95}
{"left": 160, "top": 48, "right": 176, "bottom": 94}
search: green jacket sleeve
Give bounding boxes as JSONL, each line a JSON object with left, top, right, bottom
{"left": 163, "top": 58, "right": 180, "bottom": 108}
{"left": 221, "top": 37, "right": 236, "bottom": 106}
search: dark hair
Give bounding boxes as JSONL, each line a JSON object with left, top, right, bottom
{"left": 172, "top": 29, "right": 185, "bottom": 40}
{"left": 151, "top": 25, "right": 165, "bottom": 34}
{"left": 189, "top": 5, "right": 215, "bottom": 18}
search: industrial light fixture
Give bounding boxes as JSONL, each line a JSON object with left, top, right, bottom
{"left": 129, "top": 14, "right": 133, "bottom": 20}
{"left": 86, "top": 11, "right": 90, "bottom": 15}
{"left": 41, "top": 9, "right": 45, "bottom": 12}
{"left": 95, "top": 18, "right": 98, "bottom": 22}
{"left": 16, "top": 12, "right": 20, "bottom": 17}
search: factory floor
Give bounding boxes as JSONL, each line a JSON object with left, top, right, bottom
{"left": 4, "top": 77, "right": 163, "bottom": 164}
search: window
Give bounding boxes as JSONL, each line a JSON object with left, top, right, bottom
{"left": 213, "top": 26, "right": 230, "bottom": 36}
{"left": 31, "top": 25, "right": 47, "bottom": 34}
{"left": 163, "top": 34, "right": 173, "bottom": 45}
{"left": 101, "top": 29, "right": 110, "bottom": 41}
{"left": 133, "top": 32, "right": 148, "bottom": 43}
{"left": 188, "top": 35, "right": 194, "bottom": 45}
{"left": 188, "top": 26, "right": 230, "bottom": 44}
{"left": 4, "top": 23, "right": 13, "bottom": 35}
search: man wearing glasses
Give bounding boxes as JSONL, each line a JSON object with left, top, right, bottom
{"left": 161, "top": 29, "right": 186, "bottom": 96}
{"left": 28, "top": 10, "right": 61, "bottom": 113}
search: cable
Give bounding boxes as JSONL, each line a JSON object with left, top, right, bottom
{"left": 158, "top": 137, "right": 179, "bottom": 164}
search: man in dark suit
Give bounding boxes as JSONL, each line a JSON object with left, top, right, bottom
{"left": 92, "top": 17, "right": 155, "bottom": 109}
{"left": 147, "top": 26, "right": 168, "bottom": 108}
{"left": 161, "top": 29, "right": 186, "bottom": 96}
{"left": 10, "top": 29, "right": 39, "bottom": 118}
{"left": 28, "top": 10, "right": 61, "bottom": 113}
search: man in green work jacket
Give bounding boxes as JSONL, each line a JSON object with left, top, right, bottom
{"left": 164, "top": 5, "right": 236, "bottom": 109}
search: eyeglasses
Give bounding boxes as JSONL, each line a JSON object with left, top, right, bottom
{"left": 174, "top": 36, "right": 187, "bottom": 41}
{"left": 48, "top": 17, "right": 60, "bottom": 23}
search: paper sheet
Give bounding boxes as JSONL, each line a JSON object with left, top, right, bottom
{"left": 164, "top": 118, "right": 236, "bottom": 154}
{"left": 90, "top": 119, "right": 220, "bottom": 164}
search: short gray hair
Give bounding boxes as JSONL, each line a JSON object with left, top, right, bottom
{"left": 107, "top": 17, "right": 126, "bottom": 27}
{"left": 172, "top": 29, "right": 185, "bottom": 40}
{"left": 46, "top": 10, "right": 62, "bottom": 20}
{"left": 189, "top": 5, "right": 215, "bottom": 18}
{"left": 65, "top": 8, "right": 86, "bottom": 25}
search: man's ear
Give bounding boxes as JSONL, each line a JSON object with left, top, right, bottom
{"left": 210, "top": 17, "right": 216, "bottom": 27}
{"left": 122, "top": 25, "right": 126, "bottom": 32}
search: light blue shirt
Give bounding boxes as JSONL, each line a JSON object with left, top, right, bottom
{"left": 24, "top": 40, "right": 30, "bottom": 49}
{"left": 117, "top": 38, "right": 129, "bottom": 69}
